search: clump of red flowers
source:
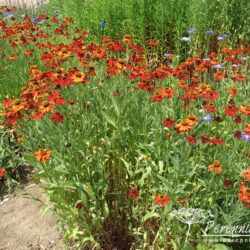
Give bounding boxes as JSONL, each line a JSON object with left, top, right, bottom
{"left": 51, "top": 111, "right": 64, "bottom": 123}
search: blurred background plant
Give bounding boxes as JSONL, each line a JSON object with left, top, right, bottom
{"left": 48, "top": 0, "right": 250, "bottom": 54}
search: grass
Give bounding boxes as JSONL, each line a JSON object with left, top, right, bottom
{"left": 48, "top": 0, "right": 250, "bottom": 53}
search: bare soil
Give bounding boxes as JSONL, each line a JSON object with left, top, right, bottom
{"left": 0, "top": 185, "right": 63, "bottom": 250}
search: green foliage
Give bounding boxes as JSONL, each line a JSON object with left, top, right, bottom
{"left": 1, "top": 4, "right": 250, "bottom": 249}
{"left": 0, "top": 125, "right": 25, "bottom": 193}
{"left": 49, "top": 0, "right": 250, "bottom": 52}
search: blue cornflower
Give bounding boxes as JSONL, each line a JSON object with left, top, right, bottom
{"left": 100, "top": 20, "right": 106, "bottom": 28}
{"left": 3, "top": 11, "right": 14, "bottom": 20}
{"left": 212, "top": 64, "right": 223, "bottom": 69}
{"left": 205, "top": 29, "right": 214, "bottom": 35}
{"left": 202, "top": 114, "right": 214, "bottom": 122}
{"left": 164, "top": 52, "right": 172, "bottom": 58}
{"left": 32, "top": 16, "right": 41, "bottom": 24}
{"left": 181, "top": 37, "right": 191, "bottom": 42}
{"left": 217, "top": 34, "right": 230, "bottom": 41}
{"left": 242, "top": 132, "right": 250, "bottom": 142}
{"left": 187, "top": 28, "right": 196, "bottom": 35}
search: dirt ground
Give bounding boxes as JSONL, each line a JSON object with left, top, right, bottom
{"left": 0, "top": 185, "right": 63, "bottom": 250}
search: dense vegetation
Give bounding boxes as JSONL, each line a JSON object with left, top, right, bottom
{"left": 0, "top": 2, "right": 249, "bottom": 249}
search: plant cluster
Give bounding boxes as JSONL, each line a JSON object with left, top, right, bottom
{"left": 0, "top": 5, "right": 250, "bottom": 250}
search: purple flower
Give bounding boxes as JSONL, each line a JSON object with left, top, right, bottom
{"left": 164, "top": 52, "right": 172, "bottom": 57}
{"left": 202, "top": 114, "right": 214, "bottom": 122}
{"left": 3, "top": 11, "right": 14, "bottom": 20}
{"left": 181, "top": 37, "right": 191, "bottom": 42}
{"left": 205, "top": 29, "right": 214, "bottom": 35}
{"left": 241, "top": 132, "right": 250, "bottom": 142}
{"left": 32, "top": 16, "right": 41, "bottom": 24}
{"left": 217, "top": 34, "right": 230, "bottom": 41}
{"left": 212, "top": 64, "right": 223, "bottom": 69}
{"left": 187, "top": 28, "right": 195, "bottom": 35}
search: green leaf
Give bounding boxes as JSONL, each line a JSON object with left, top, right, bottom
{"left": 101, "top": 111, "right": 117, "bottom": 129}
{"left": 143, "top": 211, "right": 160, "bottom": 222}
{"left": 120, "top": 158, "right": 133, "bottom": 177}
{"left": 182, "top": 244, "right": 195, "bottom": 250}
{"left": 111, "top": 95, "right": 119, "bottom": 115}
{"left": 214, "top": 244, "right": 232, "bottom": 250}
{"left": 139, "top": 166, "right": 151, "bottom": 186}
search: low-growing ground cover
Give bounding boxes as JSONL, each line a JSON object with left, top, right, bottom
{"left": 0, "top": 4, "right": 250, "bottom": 250}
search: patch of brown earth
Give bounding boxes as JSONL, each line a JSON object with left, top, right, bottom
{"left": 0, "top": 185, "right": 63, "bottom": 250}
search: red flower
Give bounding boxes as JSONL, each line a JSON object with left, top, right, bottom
{"left": 204, "top": 103, "right": 217, "bottom": 113}
{"left": 242, "top": 167, "right": 250, "bottom": 181}
{"left": 234, "top": 131, "right": 242, "bottom": 140}
{"left": 214, "top": 116, "right": 222, "bottom": 123}
{"left": 163, "top": 118, "right": 175, "bottom": 127}
{"left": 211, "top": 137, "right": 224, "bottom": 145}
{"left": 201, "top": 134, "right": 210, "bottom": 144}
{"left": 204, "top": 90, "right": 219, "bottom": 101}
{"left": 160, "top": 87, "right": 174, "bottom": 99}
{"left": 186, "top": 135, "right": 197, "bottom": 144}
{"left": 224, "top": 178, "right": 233, "bottom": 188}
{"left": 224, "top": 106, "right": 238, "bottom": 116}
{"left": 238, "top": 182, "right": 250, "bottom": 207}
{"left": 30, "top": 112, "right": 45, "bottom": 120}
{"left": 68, "top": 100, "right": 76, "bottom": 106}
{"left": 154, "top": 194, "right": 170, "bottom": 206}
{"left": 51, "top": 111, "right": 64, "bottom": 123}
{"left": 2, "top": 99, "right": 13, "bottom": 107}
{"left": 75, "top": 202, "right": 83, "bottom": 209}
{"left": 35, "top": 149, "right": 51, "bottom": 162}
{"left": 234, "top": 115, "right": 243, "bottom": 124}
{"left": 147, "top": 40, "right": 158, "bottom": 47}
{"left": 151, "top": 95, "right": 163, "bottom": 102}
{"left": 128, "top": 188, "right": 140, "bottom": 199}
{"left": 0, "top": 168, "right": 6, "bottom": 178}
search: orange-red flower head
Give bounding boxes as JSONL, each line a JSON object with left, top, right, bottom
{"left": 154, "top": 194, "right": 170, "bottom": 206}
{"left": 35, "top": 149, "right": 51, "bottom": 162}
{"left": 208, "top": 160, "right": 222, "bottom": 173}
